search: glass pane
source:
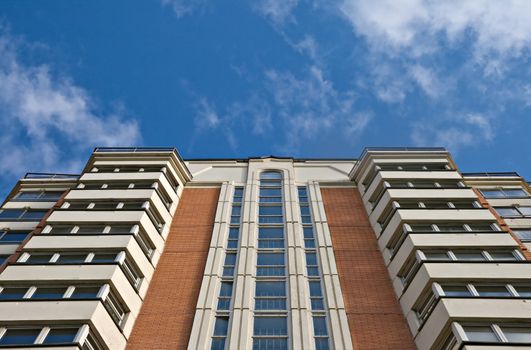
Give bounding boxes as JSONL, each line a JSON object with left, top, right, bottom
{"left": 211, "top": 339, "right": 226, "bottom": 350}
{"left": 256, "top": 281, "right": 285, "bottom": 296}
{"left": 26, "top": 254, "right": 54, "bottom": 264}
{"left": 253, "top": 338, "right": 287, "bottom": 350}
{"left": 70, "top": 286, "right": 101, "bottom": 299}
{"left": 409, "top": 224, "right": 434, "bottom": 232}
{"left": 232, "top": 206, "right": 241, "bottom": 216}
{"left": 495, "top": 207, "right": 521, "bottom": 217}
{"left": 254, "top": 317, "right": 287, "bottom": 336}
{"left": 480, "top": 190, "right": 505, "bottom": 198}
{"left": 229, "top": 228, "right": 239, "bottom": 239}
{"left": 302, "top": 216, "right": 312, "bottom": 224}
{"left": 121, "top": 202, "right": 145, "bottom": 210}
{"left": 77, "top": 225, "right": 107, "bottom": 234}
{"left": 56, "top": 254, "right": 87, "bottom": 264}
{"left": 315, "top": 338, "right": 330, "bottom": 350}
{"left": 227, "top": 240, "right": 238, "bottom": 249}
{"left": 260, "top": 188, "right": 281, "bottom": 197}
{"left": 31, "top": 287, "right": 67, "bottom": 299}
{"left": 0, "top": 329, "right": 40, "bottom": 345}
{"left": 21, "top": 211, "right": 47, "bottom": 220}
{"left": 259, "top": 206, "right": 283, "bottom": 215}
{"left": 43, "top": 328, "right": 78, "bottom": 344}
{"left": 16, "top": 192, "right": 41, "bottom": 200}
{"left": 453, "top": 251, "right": 486, "bottom": 261}
{"left": 514, "top": 285, "right": 531, "bottom": 297}
{"left": 500, "top": 326, "right": 531, "bottom": 343}
{"left": 257, "top": 253, "right": 284, "bottom": 266}
{"left": 468, "top": 223, "right": 496, "bottom": 232}
{"left": 91, "top": 253, "right": 118, "bottom": 263}
{"left": 220, "top": 282, "right": 233, "bottom": 297}
{"left": 258, "top": 239, "right": 284, "bottom": 249}
{"left": 259, "top": 216, "right": 283, "bottom": 224}
{"left": 303, "top": 227, "right": 314, "bottom": 238}
{"left": 0, "top": 210, "right": 24, "bottom": 219}
{"left": 223, "top": 267, "right": 234, "bottom": 277}
{"left": 313, "top": 317, "right": 328, "bottom": 336}
{"left": 309, "top": 281, "right": 323, "bottom": 296}
{"left": 441, "top": 285, "right": 472, "bottom": 297}
{"left": 437, "top": 224, "right": 466, "bottom": 232}
{"left": 108, "top": 225, "right": 133, "bottom": 234}
{"left": 225, "top": 253, "right": 237, "bottom": 265}
{"left": 504, "top": 189, "right": 529, "bottom": 198}
{"left": 260, "top": 172, "right": 282, "bottom": 180}
{"left": 40, "top": 192, "right": 64, "bottom": 200}
{"left": 259, "top": 228, "right": 283, "bottom": 239}
{"left": 311, "top": 298, "right": 324, "bottom": 310}
{"left": 217, "top": 298, "right": 230, "bottom": 310}
{"left": 304, "top": 239, "right": 316, "bottom": 248}
{"left": 255, "top": 298, "right": 286, "bottom": 310}
{"left": 259, "top": 196, "right": 282, "bottom": 203}
{"left": 213, "top": 317, "right": 229, "bottom": 336}
{"left": 475, "top": 285, "right": 511, "bottom": 297}
{"left": 463, "top": 325, "right": 498, "bottom": 342}
{"left": 0, "top": 232, "right": 29, "bottom": 243}
{"left": 423, "top": 251, "right": 450, "bottom": 260}
{"left": 306, "top": 253, "right": 317, "bottom": 265}
{"left": 0, "top": 287, "right": 28, "bottom": 300}
{"left": 300, "top": 206, "right": 311, "bottom": 215}
{"left": 257, "top": 267, "right": 285, "bottom": 276}
{"left": 49, "top": 226, "right": 75, "bottom": 234}
{"left": 518, "top": 207, "right": 531, "bottom": 216}
{"left": 514, "top": 230, "right": 531, "bottom": 242}
{"left": 307, "top": 267, "right": 319, "bottom": 276}
{"left": 489, "top": 251, "right": 517, "bottom": 261}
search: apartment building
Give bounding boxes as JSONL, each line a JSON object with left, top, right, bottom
{"left": 0, "top": 147, "right": 529, "bottom": 350}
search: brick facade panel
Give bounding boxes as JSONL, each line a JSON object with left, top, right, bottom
{"left": 127, "top": 188, "right": 220, "bottom": 350}
{"left": 321, "top": 188, "right": 415, "bottom": 350}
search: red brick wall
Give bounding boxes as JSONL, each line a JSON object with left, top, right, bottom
{"left": 321, "top": 187, "right": 415, "bottom": 350}
{"left": 127, "top": 187, "right": 220, "bottom": 350}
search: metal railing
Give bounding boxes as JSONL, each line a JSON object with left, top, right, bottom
{"left": 94, "top": 147, "right": 176, "bottom": 153}
{"left": 24, "top": 173, "right": 80, "bottom": 180}
{"left": 461, "top": 172, "right": 521, "bottom": 177}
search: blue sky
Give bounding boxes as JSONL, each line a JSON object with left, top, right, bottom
{"left": 1, "top": 0, "right": 531, "bottom": 195}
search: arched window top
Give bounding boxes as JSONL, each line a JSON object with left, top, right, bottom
{"left": 260, "top": 171, "right": 282, "bottom": 180}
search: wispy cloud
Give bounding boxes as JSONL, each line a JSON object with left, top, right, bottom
{"left": 411, "top": 113, "right": 493, "bottom": 152}
{"left": 0, "top": 28, "right": 141, "bottom": 189}
{"left": 252, "top": 0, "right": 299, "bottom": 26}
{"left": 161, "top": 0, "right": 207, "bottom": 18}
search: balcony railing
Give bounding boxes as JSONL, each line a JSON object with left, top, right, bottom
{"left": 24, "top": 173, "right": 80, "bottom": 180}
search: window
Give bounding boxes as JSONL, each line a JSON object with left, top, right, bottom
{"left": 217, "top": 282, "right": 233, "bottom": 310}
{"left": 255, "top": 281, "right": 286, "bottom": 310}
{"left": 300, "top": 205, "right": 312, "bottom": 224}
{"left": 0, "top": 328, "right": 41, "bottom": 345}
{"left": 0, "top": 255, "right": 8, "bottom": 265}
{"left": 495, "top": 206, "right": 531, "bottom": 218}
{"left": 43, "top": 327, "right": 78, "bottom": 344}
{"left": 475, "top": 285, "right": 511, "bottom": 297}
{"left": 227, "top": 228, "right": 239, "bottom": 249}
{"left": 0, "top": 287, "right": 27, "bottom": 300}
{"left": 25, "top": 254, "right": 54, "bottom": 264}
{"left": 0, "top": 209, "right": 47, "bottom": 221}
{"left": 56, "top": 253, "right": 88, "bottom": 264}
{"left": 309, "top": 281, "right": 324, "bottom": 310}
{"left": 233, "top": 187, "right": 244, "bottom": 203}
{"left": 303, "top": 227, "right": 315, "bottom": 249}
{"left": 258, "top": 205, "right": 283, "bottom": 224}
{"left": 441, "top": 285, "right": 472, "bottom": 297}
{"left": 463, "top": 325, "right": 499, "bottom": 342}
{"left": 71, "top": 286, "right": 101, "bottom": 299}
{"left": 0, "top": 231, "right": 29, "bottom": 244}
{"left": 14, "top": 191, "right": 63, "bottom": 201}
{"left": 514, "top": 230, "right": 531, "bottom": 242}
{"left": 513, "top": 285, "right": 531, "bottom": 297}
{"left": 423, "top": 251, "right": 451, "bottom": 260}
{"left": 313, "top": 317, "right": 329, "bottom": 350}
{"left": 480, "top": 188, "right": 529, "bottom": 198}
{"left": 257, "top": 253, "right": 285, "bottom": 276}
{"left": 258, "top": 228, "right": 284, "bottom": 249}
{"left": 253, "top": 317, "right": 288, "bottom": 350}
{"left": 306, "top": 253, "right": 319, "bottom": 276}
{"left": 501, "top": 326, "right": 531, "bottom": 343}
{"left": 91, "top": 253, "right": 118, "bottom": 263}
{"left": 223, "top": 253, "right": 237, "bottom": 277}
{"left": 76, "top": 225, "right": 107, "bottom": 234}
{"left": 453, "top": 251, "right": 486, "bottom": 261}
{"left": 31, "top": 287, "right": 68, "bottom": 299}
{"left": 212, "top": 317, "right": 229, "bottom": 350}
{"left": 231, "top": 205, "right": 242, "bottom": 224}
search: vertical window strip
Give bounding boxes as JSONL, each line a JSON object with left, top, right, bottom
{"left": 254, "top": 172, "right": 288, "bottom": 350}
{"left": 298, "top": 186, "right": 330, "bottom": 350}
{"left": 212, "top": 187, "right": 243, "bottom": 349}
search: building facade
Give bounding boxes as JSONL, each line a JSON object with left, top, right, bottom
{"left": 0, "top": 147, "right": 530, "bottom": 350}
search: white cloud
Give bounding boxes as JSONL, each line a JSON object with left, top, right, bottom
{"left": 161, "top": 0, "right": 207, "bottom": 18}
{"left": 340, "top": 0, "right": 531, "bottom": 58}
{"left": 253, "top": 0, "right": 299, "bottom": 26}
{"left": 0, "top": 30, "right": 141, "bottom": 181}
{"left": 411, "top": 112, "right": 493, "bottom": 151}
{"left": 408, "top": 64, "right": 444, "bottom": 98}
{"left": 194, "top": 98, "right": 220, "bottom": 129}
